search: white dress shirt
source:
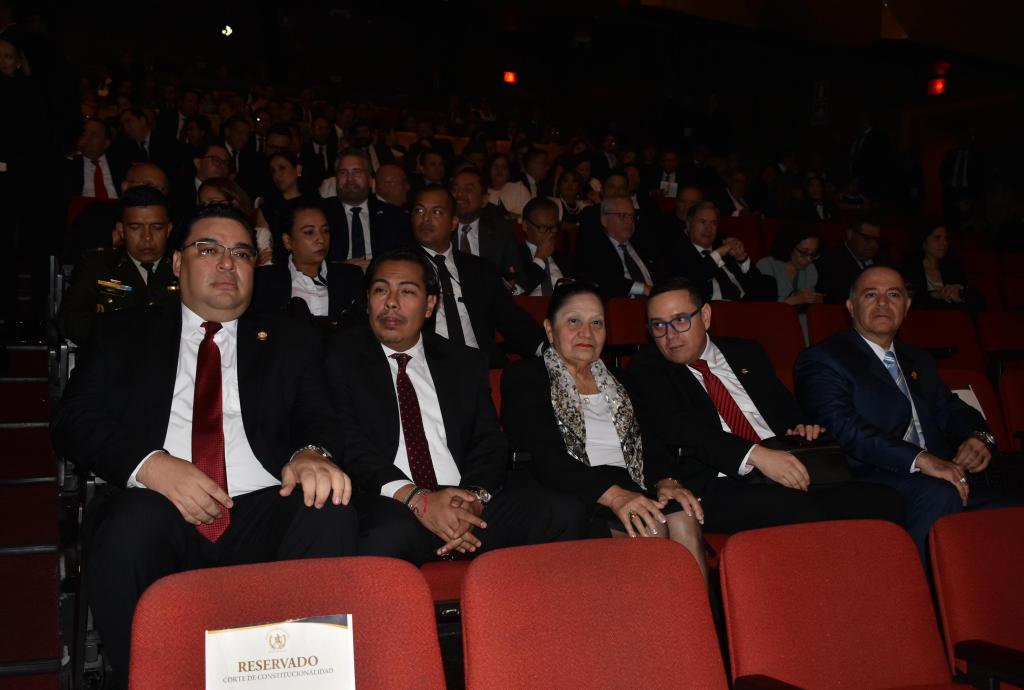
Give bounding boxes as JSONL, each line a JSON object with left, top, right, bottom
{"left": 859, "top": 334, "right": 926, "bottom": 471}
{"left": 342, "top": 201, "right": 373, "bottom": 259}
{"left": 845, "top": 243, "right": 874, "bottom": 271}
{"left": 82, "top": 155, "right": 118, "bottom": 199}
{"left": 694, "top": 243, "right": 749, "bottom": 301}
{"left": 128, "top": 256, "right": 161, "bottom": 285}
{"left": 725, "top": 189, "right": 747, "bottom": 217}
{"left": 525, "top": 174, "right": 539, "bottom": 198}
{"left": 457, "top": 219, "right": 481, "bottom": 256}
{"left": 128, "top": 304, "right": 279, "bottom": 496}
{"left": 606, "top": 234, "right": 652, "bottom": 297}
{"left": 581, "top": 394, "right": 627, "bottom": 468}
{"left": 313, "top": 142, "right": 330, "bottom": 171}
{"left": 423, "top": 245, "right": 480, "bottom": 348}
{"left": 288, "top": 255, "right": 329, "bottom": 316}
{"left": 379, "top": 336, "right": 462, "bottom": 498}
{"left": 687, "top": 338, "right": 772, "bottom": 475}
{"left": 525, "top": 241, "right": 564, "bottom": 297}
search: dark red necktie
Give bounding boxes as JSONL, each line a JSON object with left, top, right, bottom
{"left": 689, "top": 358, "right": 761, "bottom": 444}
{"left": 390, "top": 353, "right": 438, "bottom": 490}
{"left": 92, "top": 159, "right": 109, "bottom": 200}
{"left": 193, "top": 322, "right": 230, "bottom": 542}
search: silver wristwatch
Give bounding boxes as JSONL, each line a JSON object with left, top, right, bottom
{"left": 971, "top": 431, "right": 996, "bottom": 449}
{"left": 290, "top": 444, "right": 332, "bottom": 462}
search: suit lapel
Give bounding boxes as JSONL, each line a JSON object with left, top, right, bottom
{"left": 236, "top": 316, "right": 267, "bottom": 439}
{"left": 452, "top": 251, "right": 484, "bottom": 337}
{"left": 148, "top": 305, "right": 182, "bottom": 438}
{"left": 362, "top": 332, "right": 401, "bottom": 452}
{"left": 423, "top": 336, "right": 462, "bottom": 464}
{"left": 114, "top": 254, "right": 147, "bottom": 293}
{"left": 845, "top": 330, "right": 901, "bottom": 392}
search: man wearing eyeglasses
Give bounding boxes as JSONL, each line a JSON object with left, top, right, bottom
{"left": 52, "top": 204, "right": 358, "bottom": 687}
{"left": 516, "top": 197, "right": 573, "bottom": 296}
{"left": 625, "top": 278, "right": 905, "bottom": 535}
{"left": 816, "top": 215, "right": 883, "bottom": 304}
{"left": 577, "top": 195, "right": 659, "bottom": 300}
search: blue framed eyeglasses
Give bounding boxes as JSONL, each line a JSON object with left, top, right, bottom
{"left": 645, "top": 307, "right": 702, "bottom": 338}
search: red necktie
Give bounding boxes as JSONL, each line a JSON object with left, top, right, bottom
{"left": 689, "top": 359, "right": 761, "bottom": 444}
{"left": 390, "top": 353, "right": 438, "bottom": 490}
{"left": 92, "top": 159, "right": 109, "bottom": 200}
{"left": 193, "top": 322, "right": 230, "bottom": 542}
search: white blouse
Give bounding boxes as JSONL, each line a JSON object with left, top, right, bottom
{"left": 581, "top": 393, "right": 627, "bottom": 469}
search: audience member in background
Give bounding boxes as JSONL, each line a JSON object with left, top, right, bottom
{"left": 578, "top": 170, "right": 631, "bottom": 235}
{"left": 410, "top": 187, "right": 545, "bottom": 367}
{"left": 113, "top": 107, "right": 176, "bottom": 174}
{"left": 255, "top": 152, "right": 307, "bottom": 259}
{"left": 155, "top": 87, "right": 199, "bottom": 142}
{"left": 53, "top": 205, "right": 357, "bottom": 687}
{"left": 646, "top": 148, "right": 679, "bottom": 198}
{"left": 60, "top": 186, "right": 178, "bottom": 346}
{"left": 221, "top": 115, "right": 261, "bottom": 198}
{"left": 576, "top": 195, "right": 658, "bottom": 300}
{"left": 251, "top": 198, "right": 364, "bottom": 327}
{"left": 796, "top": 266, "right": 1013, "bottom": 562}
{"left": 350, "top": 120, "right": 396, "bottom": 174}
{"left": 516, "top": 198, "right": 573, "bottom": 297}
{"left": 522, "top": 148, "right": 552, "bottom": 198}
{"left": 178, "top": 114, "right": 212, "bottom": 175}
{"left": 815, "top": 216, "right": 882, "bottom": 304}
{"left": 450, "top": 167, "right": 526, "bottom": 286}
{"left": 170, "top": 141, "right": 230, "bottom": 221}
{"left": 374, "top": 163, "right": 411, "bottom": 209}
{"left": 550, "top": 168, "right": 590, "bottom": 227}
{"left": 756, "top": 224, "right": 825, "bottom": 339}
{"left": 300, "top": 115, "right": 338, "bottom": 189}
{"left": 197, "top": 177, "right": 272, "bottom": 266}
{"left": 502, "top": 282, "right": 708, "bottom": 578}
{"left": 410, "top": 149, "right": 447, "bottom": 195}
{"left": 485, "top": 152, "right": 531, "bottom": 219}
{"left": 322, "top": 148, "right": 409, "bottom": 267}
{"left": 900, "top": 221, "right": 984, "bottom": 312}
{"left": 792, "top": 174, "right": 840, "bottom": 223}
{"left": 679, "top": 143, "right": 720, "bottom": 190}
{"left": 628, "top": 278, "right": 905, "bottom": 537}
{"left": 712, "top": 168, "right": 753, "bottom": 218}
{"left": 668, "top": 201, "right": 774, "bottom": 303}
{"left": 591, "top": 132, "right": 619, "bottom": 181}
{"left": 325, "top": 250, "right": 586, "bottom": 565}
{"left": 66, "top": 117, "right": 125, "bottom": 200}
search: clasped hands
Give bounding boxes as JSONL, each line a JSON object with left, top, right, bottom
{"left": 917, "top": 436, "right": 991, "bottom": 507}
{"left": 397, "top": 485, "right": 488, "bottom": 557}
{"left": 747, "top": 424, "right": 825, "bottom": 492}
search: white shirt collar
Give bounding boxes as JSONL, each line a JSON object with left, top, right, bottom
{"left": 180, "top": 303, "right": 238, "bottom": 337}
{"left": 858, "top": 332, "right": 895, "bottom": 363}
{"left": 422, "top": 244, "right": 453, "bottom": 261}
{"left": 381, "top": 334, "right": 425, "bottom": 359}
{"left": 129, "top": 255, "right": 160, "bottom": 273}
{"left": 459, "top": 218, "right": 480, "bottom": 233}
{"left": 342, "top": 200, "right": 369, "bottom": 213}
{"left": 692, "top": 241, "right": 712, "bottom": 254}
{"left": 287, "top": 254, "right": 327, "bottom": 283}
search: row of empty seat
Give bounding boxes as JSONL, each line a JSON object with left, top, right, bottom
{"left": 127, "top": 509, "right": 1024, "bottom": 689}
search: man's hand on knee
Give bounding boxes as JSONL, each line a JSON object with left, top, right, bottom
{"left": 952, "top": 437, "right": 991, "bottom": 474}
{"left": 137, "top": 452, "right": 233, "bottom": 525}
{"left": 748, "top": 446, "right": 811, "bottom": 491}
{"left": 916, "top": 452, "right": 969, "bottom": 506}
{"left": 280, "top": 451, "right": 352, "bottom": 508}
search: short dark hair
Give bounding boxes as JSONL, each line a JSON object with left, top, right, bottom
{"left": 336, "top": 146, "right": 370, "bottom": 169}
{"left": 81, "top": 117, "right": 109, "bottom": 138}
{"left": 604, "top": 170, "right": 628, "bottom": 187}
{"left": 556, "top": 169, "right": 585, "bottom": 197}
{"left": 184, "top": 114, "right": 211, "bottom": 133}
{"left": 365, "top": 249, "right": 440, "bottom": 296}
{"left": 222, "top": 114, "right": 250, "bottom": 131}
{"left": 178, "top": 204, "right": 256, "bottom": 249}
{"left": 420, "top": 148, "right": 445, "bottom": 165}
{"left": 523, "top": 148, "right": 548, "bottom": 167}
{"left": 649, "top": 277, "right": 706, "bottom": 309}
{"left": 523, "top": 197, "right": 559, "bottom": 226}
{"left": 546, "top": 280, "right": 603, "bottom": 323}
{"left": 771, "top": 223, "right": 819, "bottom": 262}
{"left": 120, "top": 185, "right": 169, "bottom": 219}
{"left": 413, "top": 186, "right": 455, "bottom": 213}
{"left": 452, "top": 166, "right": 485, "bottom": 188}
{"left": 850, "top": 213, "right": 881, "bottom": 234}
{"left": 268, "top": 150, "right": 301, "bottom": 168}
{"left": 281, "top": 198, "right": 327, "bottom": 237}
{"left": 686, "top": 200, "right": 720, "bottom": 224}
{"left": 267, "top": 124, "right": 292, "bottom": 139}
{"left": 198, "top": 141, "right": 228, "bottom": 158}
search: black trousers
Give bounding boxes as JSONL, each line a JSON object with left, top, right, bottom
{"left": 698, "top": 478, "right": 906, "bottom": 535}
{"left": 353, "top": 487, "right": 588, "bottom": 566}
{"left": 84, "top": 486, "right": 358, "bottom": 688}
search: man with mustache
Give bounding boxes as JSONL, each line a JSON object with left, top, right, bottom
{"left": 322, "top": 147, "right": 410, "bottom": 269}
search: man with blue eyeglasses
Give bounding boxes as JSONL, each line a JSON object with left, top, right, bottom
{"left": 625, "top": 277, "right": 904, "bottom": 535}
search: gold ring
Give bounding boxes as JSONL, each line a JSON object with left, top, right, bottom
{"left": 959, "top": 477, "right": 967, "bottom": 484}
{"left": 628, "top": 511, "right": 638, "bottom": 519}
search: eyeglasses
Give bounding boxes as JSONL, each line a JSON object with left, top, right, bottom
{"left": 794, "top": 247, "right": 820, "bottom": 259}
{"left": 182, "top": 240, "right": 256, "bottom": 263}
{"left": 527, "top": 220, "right": 559, "bottom": 234}
{"left": 411, "top": 206, "right": 449, "bottom": 218}
{"left": 852, "top": 229, "right": 881, "bottom": 243}
{"left": 602, "top": 212, "right": 637, "bottom": 223}
{"left": 200, "top": 155, "right": 230, "bottom": 167}
{"left": 645, "top": 307, "right": 702, "bottom": 338}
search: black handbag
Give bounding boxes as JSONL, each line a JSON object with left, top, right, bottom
{"left": 747, "top": 433, "right": 853, "bottom": 486}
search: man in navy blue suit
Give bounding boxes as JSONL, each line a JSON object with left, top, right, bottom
{"left": 796, "top": 266, "right": 1010, "bottom": 561}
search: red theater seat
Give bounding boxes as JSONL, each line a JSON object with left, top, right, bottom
{"left": 979, "top": 312, "right": 1024, "bottom": 369}
{"left": 806, "top": 303, "right": 849, "bottom": 345}
{"left": 760, "top": 218, "right": 786, "bottom": 256}
{"left": 899, "top": 309, "right": 985, "bottom": 371}
{"left": 0, "top": 425, "right": 56, "bottom": 480}
{"left": 719, "top": 214, "right": 762, "bottom": 261}
{"left": 129, "top": 557, "right": 445, "bottom": 690}
{"left": 654, "top": 195, "right": 675, "bottom": 216}
{"left": 815, "top": 221, "right": 847, "bottom": 249}
{"left": 0, "top": 379, "right": 49, "bottom": 424}
{"left": 710, "top": 301, "right": 804, "bottom": 388}
{"left": 0, "top": 554, "right": 60, "bottom": 664}
{"left": 511, "top": 295, "right": 549, "bottom": 327}
{"left": 605, "top": 297, "right": 649, "bottom": 348}
{"left": 720, "top": 520, "right": 958, "bottom": 689}
{"left": 938, "top": 368, "right": 1011, "bottom": 452}
{"left": 461, "top": 539, "right": 727, "bottom": 689}
{"left": 929, "top": 508, "right": 1024, "bottom": 684}
{"left": 488, "top": 368, "right": 502, "bottom": 417}
{"left": 421, "top": 560, "right": 471, "bottom": 603}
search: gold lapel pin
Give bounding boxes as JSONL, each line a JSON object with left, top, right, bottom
{"left": 740, "top": 368, "right": 749, "bottom": 375}
{"left": 257, "top": 331, "right": 269, "bottom": 341}
{"left": 910, "top": 371, "right": 918, "bottom": 381}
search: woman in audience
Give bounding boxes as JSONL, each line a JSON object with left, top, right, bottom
{"left": 572, "top": 155, "right": 603, "bottom": 204}
{"left": 900, "top": 221, "right": 984, "bottom": 311}
{"left": 198, "top": 177, "right": 273, "bottom": 265}
{"left": 756, "top": 224, "right": 824, "bottom": 341}
{"left": 502, "top": 282, "right": 708, "bottom": 580}
{"left": 549, "top": 169, "right": 590, "bottom": 227}
{"left": 485, "top": 152, "right": 531, "bottom": 219}
{"left": 255, "top": 151, "right": 308, "bottom": 260}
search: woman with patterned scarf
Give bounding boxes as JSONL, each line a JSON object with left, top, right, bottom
{"left": 502, "top": 282, "right": 708, "bottom": 580}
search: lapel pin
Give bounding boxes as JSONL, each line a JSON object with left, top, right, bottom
{"left": 740, "top": 368, "right": 749, "bottom": 375}
{"left": 910, "top": 371, "right": 918, "bottom": 381}
{"left": 257, "top": 331, "right": 269, "bottom": 341}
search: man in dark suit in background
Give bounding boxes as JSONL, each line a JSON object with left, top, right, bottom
{"left": 516, "top": 197, "right": 574, "bottom": 296}
{"left": 221, "top": 115, "right": 262, "bottom": 199}
{"left": 51, "top": 205, "right": 357, "bottom": 687}
{"left": 410, "top": 187, "right": 545, "bottom": 367}
{"left": 66, "top": 118, "right": 127, "bottom": 200}
{"left": 300, "top": 115, "right": 338, "bottom": 190}
{"left": 350, "top": 120, "right": 396, "bottom": 174}
{"left": 450, "top": 167, "right": 526, "bottom": 286}
{"left": 112, "top": 107, "right": 177, "bottom": 176}
{"left": 815, "top": 216, "right": 882, "bottom": 304}
{"left": 796, "top": 266, "right": 1014, "bottom": 560}
{"left": 668, "top": 202, "right": 774, "bottom": 303}
{"left": 627, "top": 278, "right": 904, "bottom": 535}
{"left": 577, "top": 195, "right": 658, "bottom": 301}
{"left": 322, "top": 148, "right": 410, "bottom": 267}
{"left": 325, "top": 250, "right": 586, "bottom": 564}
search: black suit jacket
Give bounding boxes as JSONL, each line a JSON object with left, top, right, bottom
{"left": 795, "top": 329, "right": 985, "bottom": 475}
{"left": 111, "top": 134, "right": 177, "bottom": 178}
{"left": 227, "top": 144, "right": 265, "bottom": 200}
{"left": 667, "top": 239, "right": 774, "bottom": 302}
{"left": 250, "top": 259, "right": 366, "bottom": 326}
{"left": 816, "top": 245, "right": 870, "bottom": 304}
{"left": 324, "top": 327, "right": 507, "bottom": 494}
{"left": 300, "top": 141, "right": 338, "bottom": 188}
{"left": 322, "top": 196, "right": 411, "bottom": 261}
{"left": 514, "top": 241, "right": 574, "bottom": 295}
{"left": 471, "top": 212, "right": 527, "bottom": 281}
{"left": 65, "top": 154, "right": 128, "bottom": 199}
{"left": 575, "top": 226, "right": 660, "bottom": 301}
{"left": 502, "top": 357, "right": 674, "bottom": 505}
{"left": 422, "top": 247, "right": 546, "bottom": 368}
{"left": 51, "top": 302, "right": 338, "bottom": 488}
{"left": 791, "top": 199, "right": 840, "bottom": 224}
{"left": 625, "top": 338, "right": 801, "bottom": 495}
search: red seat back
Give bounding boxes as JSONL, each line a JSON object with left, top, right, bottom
{"left": 129, "top": 557, "right": 444, "bottom": 690}
{"left": 806, "top": 303, "right": 850, "bottom": 345}
{"left": 999, "top": 254, "right": 1024, "bottom": 309}
{"left": 937, "top": 368, "right": 1010, "bottom": 451}
{"left": 654, "top": 195, "right": 676, "bottom": 216}
{"left": 718, "top": 214, "right": 762, "bottom": 261}
{"left": 998, "top": 369, "right": 1024, "bottom": 451}
{"left": 978, "top": 312, "right": 1024, "bottom": 367}
{"left": 815, "top": 221, "right": 847, "bottom": 249}
{"left": 488, "top": 368, "right": 502, "bottom": 417}
{"left": 605, "top": 297, "right": 649, "bottom": 348}
{"left": 899, "top": 309, "right": 985, "bottom": 371}
{"left": 511, "top": 295, "right": 549, "bottom": 327}
{"left": 461, "top": 539, "right": 727, "bottom": 689}
{"left": 929, "top": 508, "right": 1024, "bottom": 674}
{"left": 760, "top": 218, "right": 786, "bottom": 257}
{"left": 720, "top": 520, "right": 952, "bottom": 688}
{"left": 710, "top": 301, "right": 804, "bottom": 383}
{"left": 66, "top": 195, "right": 117, "bottom": 227}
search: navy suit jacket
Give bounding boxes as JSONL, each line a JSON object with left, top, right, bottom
{"left": 322, "top": 196, "right": 410, "bottom": 261}
{"left": 795, "top": 329, "right": 986, "bottom": 474}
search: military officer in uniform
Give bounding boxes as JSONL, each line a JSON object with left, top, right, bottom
{"left": 60, "top": 186, "right": 180, "bottom": 346}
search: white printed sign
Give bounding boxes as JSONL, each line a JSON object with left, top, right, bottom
{"left": 952, "top": 386, "right": 987, "bottom": 420}
{"left": 205, "top": 615, "right": 355, "bottom": 689}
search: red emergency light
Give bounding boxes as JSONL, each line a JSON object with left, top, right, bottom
{"left": 928, "top": 78, "right": 946, "bottom": 96}
{"left": 503, "top": 71, "right": 518, "bottom": 84}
